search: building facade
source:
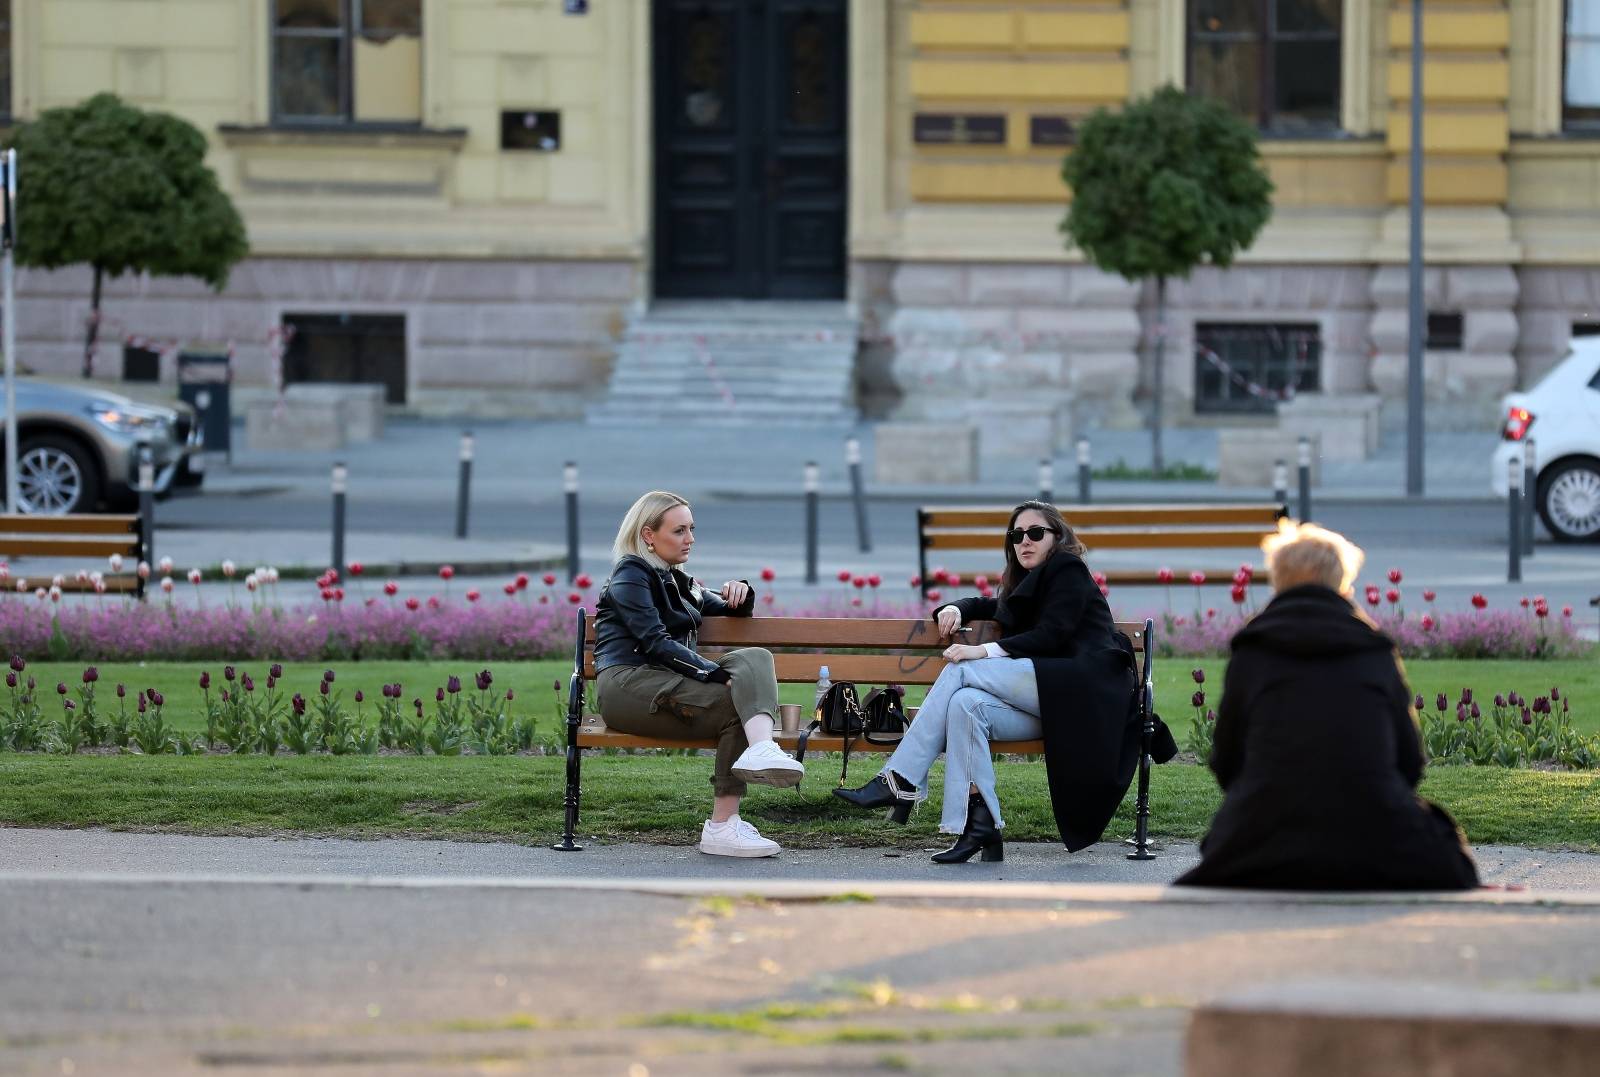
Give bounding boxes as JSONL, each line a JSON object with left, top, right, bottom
{"left": 4, "top": 0, "right": 1600, "bottom": 431}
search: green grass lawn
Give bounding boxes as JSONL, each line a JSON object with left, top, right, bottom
{"left": 14, "top": 657, "right": 1600, "bottom": 736}
{"left": 2, "top": 753, "right": 1596, "bottom": 851}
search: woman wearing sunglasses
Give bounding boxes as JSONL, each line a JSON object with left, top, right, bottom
{"left": 835, "top": 500, "right": 1145, "bottom": 863}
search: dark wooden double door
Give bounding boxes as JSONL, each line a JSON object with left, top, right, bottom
{"left": 653, "top": 0, "right": 847, "bottom": 299}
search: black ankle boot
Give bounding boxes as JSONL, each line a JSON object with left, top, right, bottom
{"left": 932, "top": 792, "right": 1003, "bottom": 864}
{"left": 832, "top": 773, "right": 918, "bottom": 823}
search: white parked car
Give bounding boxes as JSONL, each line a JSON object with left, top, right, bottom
{"left": 1491, "top": 338, "right": 1600, "bottom": 542}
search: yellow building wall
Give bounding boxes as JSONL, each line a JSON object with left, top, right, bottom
{"left": 10, "top": 0, "right": 646, "bottom": 261}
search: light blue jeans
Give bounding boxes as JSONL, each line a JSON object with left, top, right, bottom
{"left": 879, "top": 657, "right": 1042, "bottom": 834}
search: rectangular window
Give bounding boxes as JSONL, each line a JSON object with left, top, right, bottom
{"left": 1194, "top": 323, "right": 1321, "bottom": 414}
{"left": 1189, "top": 0, "right": 1341, "bottom": 134}
{"left": 1568, "top": 1, "right": 1600, "bottom": 129}
{"left": 1426, "top": 312, "right": 1464, "bottom": 351}
{"left": 282, "top": 312, "right": 407, "bottom": 404}
{"left": 272, "top": 0, "right": 422, "bottom": 125}
{"left": 0, "top": 0, "right": 11, "bottom": 121}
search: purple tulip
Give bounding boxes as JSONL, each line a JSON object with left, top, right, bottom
{"left": 436, "top": 687, "right": 446, "bottom": 702}
{"left": 1191, "top": 690, "right": 1205, "bottom": 709}
{"left": 151, "top": 691, "right": 164, "bottom": 708}
{"left": 1456, "top": 703, "right": 1468, "bottom": 722}
{"left": 319, "top": 680, "right": 330, "bottom": 696}
{"left": 505, "top": 689, "right": 515, "bottom": 701}
{"left": 25, "top": 676, "right": 34, "bottom": 691}
{"left": 266, "top": 675, "right": 276, "bottom": 690}
{"left": 63, "top": 699, "right": 76, "bottom": 711}
{"left": 1435, "top": 693, "right": 1447, "bottom": 712}
{"left": 199, "top": 672, "right": 211, "bottom": 690}
{"left": 1494, "top": 694, "right": 1506, "bottom": 708}
{"left": 354, "top": 690, "right": 364, "bottom": 703}
{"left": 1551, "top": 687, "right": 1561, "bottom": 701}
{"left": 8, "top": 655, "right": 24, "bottom": 672}
{"left": 323, "top": 669, "right": 335, "bottom": 684}
{"left": 269, "top": 663, "right": 283, "bottom": 679}
{"left": 56, "top": 682, "right": 67, "bottom": 696}
{"left": 447, "top": 676, "right": 461, "bottom": 695}
{"left": 137, "top": 695, "right": 147, "bottom": 713}
{"left": 220, "top": 690, "right": 230, "bottom": 703}
{"left": 1191, "top": 668, "right": 1205, "bottom": 685}
{"left": 1205, "top": 708, "right": 1216, "bottom": 723}
{"left": 553, "top": 680, "right": 561, "bottom": 693}
{"left": 4, "top": 673, "right": 14, "bottom": 689}
{"left": 1459, "top": 688, "right": 1471, "bottom": 705}
{"left": 223, "top": 665, "right": 236, "bottom": 681}
{"left": 145, "top": 687, "right": 157, "bottom": 703}
{"left": 115, "top": 683, "right": 125, "bottom": 698}
{"left": 1470, "top": 702, "right": 1480, "bottom": 719}
{"left": 82, "top": 667, "right": 99, "bottom": 684}
{"left": 242, "top": 674, "right": 255, "bottom": 693}
{"left": 291, "top": 693, "right": 306, "bottom": 715}
{"left": 479, "top": 669, "right": 493, "bottom": 688}
{"left": 1413, "top": 694, "right": 1425, "bottom": 711}
{"left": 413, "top": 698, "right": 424, "bottom": 716}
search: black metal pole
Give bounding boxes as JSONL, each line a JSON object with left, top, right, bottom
{"left": 804, "top": 460, "right": 819, "bottom": 585}
{"left": 455, "top": 430, "right": 473, "bottom": 540}
{"left": 564, "top": 461, "right": 580, "bottom": 583}
{"left": 1297, "top": 437, "right": 1313, "bottom": 522}
{"left": 137, "top": 443, "right": 155, "bottom": 572}
{"left": 1508, "top": 455, "right": 1522, "bottom": 584}
{"left": 846, "top": 437, "right": 871, "bottom": 553}
{"left": 1523, "top": 438, "right": 1536, "bottom": 558}
{"left": 1272, "top": 458, "right": 1288, "bottom": 506}
{"left": 1038, "top": 458, "right": 1054, "bottom": 503}
{"left": 1076, "top": 437, "right": 1091, "bottom": 504}
{"left": 330, "top": 461, "right": 347, "bottom": 575}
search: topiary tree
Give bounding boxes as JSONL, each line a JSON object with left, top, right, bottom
{"left": 1061, "top": 85, "right": 1273, "bottom": 472}
{"left": 6, "top": 93, "right": 248, "bottom": 378}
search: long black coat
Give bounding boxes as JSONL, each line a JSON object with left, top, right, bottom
{"left": 951, "top": 551, "right": 1146, "bottom": 851}
{"left": 1175, "top": 584, "right": 1479, "bottom": 890}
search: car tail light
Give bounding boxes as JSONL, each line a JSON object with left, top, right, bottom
{"left": 1503, "top": 407, "right": 1534, "bottom": 441}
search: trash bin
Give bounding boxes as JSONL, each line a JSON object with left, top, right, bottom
{"left": 176, "top": 351, "right": 231, "bottom": 458}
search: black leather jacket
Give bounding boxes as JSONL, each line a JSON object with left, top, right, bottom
{"left": 592, "top": 555, "right": 754, "bottom": 680}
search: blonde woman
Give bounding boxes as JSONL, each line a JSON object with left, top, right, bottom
{"left": 592, "top": 491, "right": 802, "bottom": 858}
{"left": 1175, "top": 520, "right": 1478, "bottom": 890}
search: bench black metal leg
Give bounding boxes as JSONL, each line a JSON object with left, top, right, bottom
{"left": 1126, "top": 618, "right": 1157, "bottom": 861}
{"left": 553, "top": 610, "right": 586, "bottom": 851}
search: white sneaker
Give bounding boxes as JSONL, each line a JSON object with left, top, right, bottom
{"left": 731, "top": 740, "right": 805, "bottom": 787}
{"left": 698, "top": 815, "right": 780, "bottom": 858}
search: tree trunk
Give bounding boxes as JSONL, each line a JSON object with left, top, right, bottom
{"left": 81, "top": 265, "right": 103, "bottom": 379}
{"left": 1151, "top": 275, "right": 1167, "bottom": 475}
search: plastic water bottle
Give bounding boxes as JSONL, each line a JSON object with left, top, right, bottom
{"left": 814, "top": 664, "right": 831, "bottom": 722}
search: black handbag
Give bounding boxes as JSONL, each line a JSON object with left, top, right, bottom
{"left": 797, "top": 682, "right": 909, "bottom": 785}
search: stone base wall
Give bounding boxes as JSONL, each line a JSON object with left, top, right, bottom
{"left": 853, "top": 259, "right": 1142, "bottom": 451}
{"left": 15, "top": 257, "right": 635, "bottom": 418}
{"left": 1517, "top": 267, "right": 1600, "bottom": 389}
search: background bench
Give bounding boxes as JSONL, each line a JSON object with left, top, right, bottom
{"left": 916, "top": 503, "right": 1288, "bottom": 594}
{"left": 0, "top": 514, "right": 145, "bottom": 597}
{"left": 555, "top": 610, "right": 1159, "bottom": 859}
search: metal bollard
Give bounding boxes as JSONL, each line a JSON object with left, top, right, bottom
{"left": 1297, "top": 437, "right": 1313, "bottom": 522}
{"left": 845, "top": 437, "right": 871, "bottom": 553}
{"left": 1076, "top": 437, "right": 1091, "bottom": 504}
{"left": 1523, "top": 438, "right": 1536, "bottom": 559}
{"left": 330, "top": 461, "right": 348, "bottom": 575}
{"left": 1038, "top": 458, "right": 1054, "bottom": 504}
{"left": 1272, "top": 458, "right": 1288, "bottom": 506}
{"left": 137, "top": 443, "right": 155, "bottom": 571}
{"left": 804, "top": 460, "right": 819, "bottom": 585}
{"left": 1507, "top": 455, "right": 1522, "bottom": 584}
{"left": 563, "top": 461, "right": 580, "bottom": 582}
{"left": 455, "top": 430, "right": 474, "bottom": 539}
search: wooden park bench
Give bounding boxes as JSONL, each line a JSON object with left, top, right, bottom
{"left": 0, "top": 514, "right": 146, "bottom": 597}
{"left": 553, "top": 610, "right": 1161, "bottom": 860}
{"left": 916, "top": 503, "right": 1288, "bottom": 594}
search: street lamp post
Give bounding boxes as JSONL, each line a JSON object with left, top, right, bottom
{"left": 1406, "top": 1, "right": 1426, "bottom": 496}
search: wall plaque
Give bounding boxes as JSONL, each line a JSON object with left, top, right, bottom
{"left": 912, "top": 113, "right": 1006, "bottom": 146}
{"left": 1030, "top": 116, "right": 1075, "bottom": 147}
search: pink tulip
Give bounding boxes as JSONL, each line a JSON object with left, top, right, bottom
{"left": 1157, "top": 567, "right": 1174, "bottom": 584}
{"left": 1420, "top": 614, "right": 1435, "bottom": 631}
{"left": 1387, "top": 568, "right": 1402, "bottom": 584}
{"left": 1189, "top": 571, "right": 1205, "bottom": 586}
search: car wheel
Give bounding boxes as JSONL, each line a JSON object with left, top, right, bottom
{"left": 1537, "top": 458, "right": 1600, "bottom": 543}
{"left": 16, "top": 434, "right": 101, "bottom": 515}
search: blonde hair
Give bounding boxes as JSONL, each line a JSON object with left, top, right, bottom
{"left": 612, "top": 490, "right": 691, "bottom": 564}
{"left": 1262, "top": 518, "right": 1366, "bottom": 595}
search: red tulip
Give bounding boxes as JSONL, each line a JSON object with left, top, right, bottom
{"left": 384, "top": 581, "right": 399, "bottom": 596}
{"left": 1230, "top": 583, "right": 1246, "bottom": 604}
{"left": 1385, "top": 588, "right": 1400, "bottom": 604}
{"left": 760, "top": 567, "right": 775, "bottom": 582}
{"left": 909, "top": 575, "right": 921, "bottom": 588}
{"left": 539, "top": 594, "right": 550, "bottom": 604}
{"left": 1520, "top": 597, "right": 1530, "bottom": 609}
{"left": 1422, "top": 589, "right": 1436, "bottom": 602}
{"left": 1097, "top": 583, "right": 1109, "bottom": 597}
{"left": 1562, "top": 605, "right": 1573, "bottom": 618}
{"left": 404, "top": 597, "right": 420, "bottom": 611}
{"left": 1420, "top": 614, "right": 1435, "bottom": 631}
{"left": 466, "top": 589, "right": 481, "bottom": 602}
{"left": 427, "top": 596, "right": 441, "bottom": 609}
{"left": 1535, "top": 603, "right": 1550, "bottom": 619}
{"left": 926, "top": 589, "right": 943, "bottom": 603}
{"left": 1236, "top": 564, "right": 1254, "bottom": 580}
{"left": 1189, "top": 571, "right": 1205, "bottom": 586}
{"left": 575, "top": 573, "right": 593, "bottom": 589}
{"left": 1387, "top": 568, "right": 1402, "bottom": 584}
{"left": 761, "top": 593, "right": 775, "bottom": 605}
{"left": 852, "top": 575, "right": 866, "bottom": 589}
{"left": 851, "top": 596, "right": 863, "bottom": 607}
{"left": 516, "top": 573, "right": 530, "bottom": 590}
{"left": 504, "top": 583, "right": 517, "bottom": 595}
{"left": 325, "top": 569, "right": 339, "bottom": 585}
{"left": 348, "top": 561, "right": 364, "bottom": 576}
{"left": 1470, "top": 593, "right": 1487, "bottom": 609}
{"left": 1157, "top": 567, "right": 1174, "bottom": 584}
{"left": 319, "top": 587, "right": 334, "bottom": 601}
{"left": 333, "top": 588, "right": 344, "bottom": 602}
{"left": 867, "top": 574, "right": 881, "bottom": 588}
{"left": 568, "top": 592, "right": 582, "bottom": 604}
{"left": 1092, "top": 571, "right": 1107, "bottom": 587}
{"left": 542, "top": 573, "right": 556, "bottom": 587}
{"left": 947, "top": 573, "right": 963, "bottom": 587}
{"left": 439, "top": 565, "right": 455, "bottom": 581}
{"left": 1365, "top": 591, "right": 1380, "bottom": 607}
{"left": 837, "top": 569, "right": 852, "bottom": 583}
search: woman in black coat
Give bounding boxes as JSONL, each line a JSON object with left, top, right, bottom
{"left": 1175, "top": 522, "right": 1479, "bottom": 891}
{"left": 835, "top": 500, "right": 1157, "bottom": 861}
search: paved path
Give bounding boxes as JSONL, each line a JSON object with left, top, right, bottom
{"left": 4, "top": 828, "right": 1600, "bottom": 1076}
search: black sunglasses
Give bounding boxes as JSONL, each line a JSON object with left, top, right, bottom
{"left": 1006, "top": 525, "right": 1059, "bottom": 545}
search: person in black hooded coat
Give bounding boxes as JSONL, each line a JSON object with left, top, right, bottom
{"left": 1175, "top": 521, "right": 1479, "bottom": 891}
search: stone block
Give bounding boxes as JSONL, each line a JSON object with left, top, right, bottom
{"left": 1446, "top": 264, "right": 1519, "bottom": 308}
{"left": 246, "top": 400, "right": 345, "bottom": 452}
{"left": 1218, "top": 429, "right": 1322, "bottom": 488}
{"left": 966, "top": 265, "right": 1070, "bottom": 306}
{"left": 1187, "top": 980, "right": 1600, "bottom": 1077}
{"left": 890, "top": 264, "right": 967, "bottom": 305}
{"left": 874, "top": 422, "right": 977, "bottom": 485}
{"left": 981, "top": 396, "right": 1070, "bottom": 459}
{"left": 1278, "top": 393, "right": 1382, "bottom": 459}
{"left": 1464, "top": 309, "right": 1518, "bottom": 354}
{"left": 283, "top": 383, "right": 387, "bottom": 442}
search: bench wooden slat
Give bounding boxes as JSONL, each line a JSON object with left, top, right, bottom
{"left": 919, "top": 504, "right": 1285, "bottom": 529}
{"left": 576, "top": 729, "right": 1045, "bottom": 755}
{"left": 0, "top": 514, "right": 141, "bottom": 535}
{"left": 0, "top": 537, "right": 145, "bottom": 557}
{"left": 46, "top": 576, "right": 140, "bottom": 594}
{"left": 1103, "top": 567, "right": 1267, "bottom": 585}
{"left": 584, "top": 616, "right": 1144, "bottom": 651}
{"left": 923, "top": 526, "right": 1276, "bottom": 551}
